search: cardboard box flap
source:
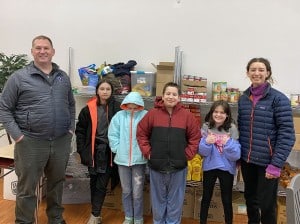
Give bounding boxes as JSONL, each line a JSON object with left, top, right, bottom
{"left": 157, "top": 62, "right": 175, "bottom": 70}
{"left": 159, "top": 62, "right": 175, "bottom": 66}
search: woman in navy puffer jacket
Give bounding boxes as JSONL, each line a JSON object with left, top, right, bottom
{"left": 238, "top": 57, "right": 295, "bottom": 224}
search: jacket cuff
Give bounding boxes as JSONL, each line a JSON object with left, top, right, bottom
{"left": 266, "top": 164, "right": 281, "bottom": 177}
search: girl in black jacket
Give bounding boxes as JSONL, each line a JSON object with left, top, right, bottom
{"left": 76, "top": 79, "right": 121, "bottom": 224}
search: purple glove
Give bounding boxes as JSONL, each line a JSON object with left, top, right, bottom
{"left": 266, "top": 164, "right": 281, "bottom": 178}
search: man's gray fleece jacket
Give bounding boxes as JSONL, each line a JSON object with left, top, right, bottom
{"left": 0, "top": 61, "right": 76, "bottom": 141}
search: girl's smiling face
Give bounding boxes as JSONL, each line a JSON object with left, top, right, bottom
{"left": 212, "top": 105, "right": 227, "bottom": 127}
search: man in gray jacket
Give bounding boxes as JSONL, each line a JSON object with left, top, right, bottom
{"left": 0, "top": 35, "right": 75, "bottom": 224}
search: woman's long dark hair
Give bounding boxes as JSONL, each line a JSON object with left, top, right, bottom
{"left": 205, "top": 100, "right": 233, "bottom": 132}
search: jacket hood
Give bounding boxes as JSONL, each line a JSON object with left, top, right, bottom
{"left": 154, "top": 96, "right": 163, "bottom": 108}
{"left": 121, "top": 92, "right": 144, "bottom": 110}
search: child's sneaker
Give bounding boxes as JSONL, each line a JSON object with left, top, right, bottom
{"left": 122, "top": 217, "right": 134, "bottom": 224}
{"left": 134, "top": 219, "right": 144, "bottom": 224}
{"left": 87, "top": 214, "right": 102, "bottom": 224}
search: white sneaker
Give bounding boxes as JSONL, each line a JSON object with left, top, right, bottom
{"left": 87, "top": 214, "right": 102, "bottom": 224}
{"left": 122, "top": 217, "right": 133, "bottom": 224}
{"left": 134, "top": 219, "right": 144, "bottom": 224}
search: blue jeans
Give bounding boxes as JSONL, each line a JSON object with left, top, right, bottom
{"left": 150, "top": 168, "right": 187, "bottom": 224}
{"left": 118, "top": 164, "right": 146, "bottom": 221}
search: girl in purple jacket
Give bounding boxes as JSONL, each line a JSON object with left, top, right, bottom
{"left": 198, "top": 100, "right": 241, "bottom": 224}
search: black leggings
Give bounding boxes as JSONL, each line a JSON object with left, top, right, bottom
{"left": 200, "top": 169, "right": 234, "bottom": 224}
{"left": 89, "top": 167, "right": 112, "bottom": 217}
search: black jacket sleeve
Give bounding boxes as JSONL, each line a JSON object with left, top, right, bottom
{"left": 75, "top": 106, "right": 92, "bottom": 166}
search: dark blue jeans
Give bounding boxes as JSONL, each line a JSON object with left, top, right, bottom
{"left": 200, "top": 169, "right": 234, "bottom": 224}
{"left": 241, "top": 160, "right": 278, "bottom": 224}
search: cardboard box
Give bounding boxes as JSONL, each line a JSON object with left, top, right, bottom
{"left": 182, "top": 186, "right": 195, "bottom": 218}
{"left": 181, "top": 80, "right": 207, "bottom": 93}
{"left": 156, "top": 62, "right": 174, "bottom": 96}
{"left": 62, "top": 177, "right": 90, "bottom": 204}
{"left": 131, "top": 71, "right": 155, "bottom": 96}
{"left": 155, "top": 83, "right": 165, "bottom": 96}
{"left": 181, "top": 85, "right": 207, "bottom": 93}
{"left": 232, "top": 191, "right": 246, "bottom": 215}
{"left": 294, "top": 116, "right": 300, "bottom": 134}
{"left": 293, "top": 133, "right": 300, "bottom": 150}
{"left": 156, "top": 62, "right": 175, "bottom": 82}
{"left": 3, "top": 168, "right": 46, "bottom": 201}
{"left": 3, "top": 168, "right": 18, "bottom": 200}
{"left": 181, "top": 79, "right": 207, "bottom": 88}
{"left": 156, "top": 73, "right": 174, "bottom": 83}
{"left": 157, "top": 62, "right": 175, "bottom": 67}
{"left": 194, "top": 186, "right": 224, "bottom": 222}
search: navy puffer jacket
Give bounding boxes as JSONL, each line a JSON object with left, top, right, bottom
{"left": 238, "top": 83, "right": 295, "bottom": 168}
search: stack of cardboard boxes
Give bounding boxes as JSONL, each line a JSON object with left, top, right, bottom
{"left": 181, "top": 76, "right": 207, "bottom": 103}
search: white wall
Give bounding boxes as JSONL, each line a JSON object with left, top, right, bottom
{"left": 1, "top": 0, "right": 300, "bottom": 97}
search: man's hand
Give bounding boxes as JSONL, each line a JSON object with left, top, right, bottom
{"left": 15, "top": 135, "right": 24, "bottom": 143}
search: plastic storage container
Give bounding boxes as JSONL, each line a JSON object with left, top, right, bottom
{"left": 130, "top": 71, "right": 155, "bottom": 96}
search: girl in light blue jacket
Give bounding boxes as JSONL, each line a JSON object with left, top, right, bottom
{"left": 198, "top": 100, "right": 241, "bottom": 224}
{"left": 108, "top": 91, "right": 147, "bottom": 224}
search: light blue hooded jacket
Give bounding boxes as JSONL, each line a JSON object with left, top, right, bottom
{"left": 108, "top": 92, "right": 148, "bottom": 166}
